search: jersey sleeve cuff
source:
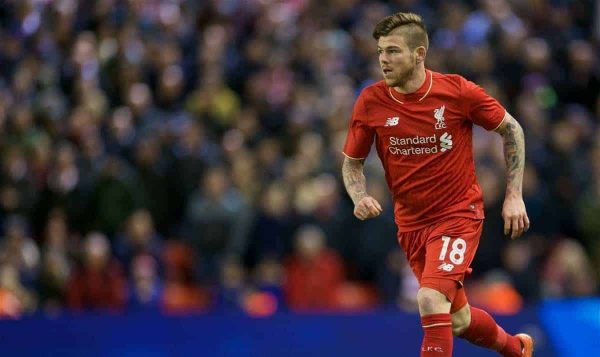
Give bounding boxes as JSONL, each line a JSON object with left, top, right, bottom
{"left": 489, "top": 110, "right": 507, "bottom": 131}
{"left": 342, "top": 151, "right": 367, "bottom": 160}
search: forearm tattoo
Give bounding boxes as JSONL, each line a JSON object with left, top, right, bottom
{"left": 498, "top": 115, "right": 525, "bottom": 196}
{"left": 342, "top": 157, "right": 368, "bottom": 205}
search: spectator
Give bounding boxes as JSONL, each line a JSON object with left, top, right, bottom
{"left": 67, "top": 232, "right": 127, "bottom": 311}
{"left": 32, "top": 142, "right": 87, "bottom": 235}
{"left": 502, "top": 239, "right": 541, "bottom": 302}
{"left": 284, "top": 225, "right": 345, "bottom": 311}
{"left": 128, "top": 253, "right": 163, "bottom": 311}
{"left": 160, "top": 240, "right": 211, "bottom": 314}
{"left": 1, "top": 146, "right": 36, "bottom": 219}
{"left": 115, "top": 209, "right": 163, "bottom": 268}
{"left": 131, "top": 135, "right": 171, "bottom": 234}
{"left": 245, "top": 181, "right": 294, "bottom": 267}
{"left": 184, "top": 165, "right": 251, "bottom": 282}
{"left": 215, "top": 257, "right": 248, "bottom": 313}
{"left": 0, "top": 263, "right": 37, "bottom": 318}
{"left": 576, "top": 144, "right": 600, "bottom": 281}
{"left": 87, "top": 157, "right": 141, "bottom": 236}
{"left": 0, "top": 215, "right": 40, "bottom": 286}
{"left": 253, "top": 256, "right": 285, "bottom": 311}
{"left": 541, "top": 238, "right": 598, "bottom": 298}
{"left": 37, "top": 210, "right": 73, "bottom": 314}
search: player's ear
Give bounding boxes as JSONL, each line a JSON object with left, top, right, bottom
{"left": 415, "top": 46, "right": 426, "bottom": 64}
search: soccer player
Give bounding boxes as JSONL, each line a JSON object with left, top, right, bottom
{"left": 341, "top": 12, "right": 533, "bottom": 357}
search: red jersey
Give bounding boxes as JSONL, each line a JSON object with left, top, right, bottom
{"left": 343, "top": 70, "right": 506, "bottom": 232}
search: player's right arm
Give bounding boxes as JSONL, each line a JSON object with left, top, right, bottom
{"left": 342, "top": 156, "right": 382, "bottom": 220}
{"left": 342, "top": 90, "right": 382, "bottom": 220}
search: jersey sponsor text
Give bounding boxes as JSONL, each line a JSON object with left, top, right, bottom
{"left": 388, "top": 132, "right": 452, "bottom": 155}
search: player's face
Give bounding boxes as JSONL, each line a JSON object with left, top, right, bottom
{"left": 377, "top": 34, "right": 418, "bottom": 87}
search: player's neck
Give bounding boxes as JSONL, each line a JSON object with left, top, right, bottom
{"left": 392, "top": 66, "right": 426, "bottom": 94}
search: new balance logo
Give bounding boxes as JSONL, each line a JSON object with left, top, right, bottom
{"left": 440, "top": 132, "right": 453, "bottom": 152}
{"left": 434, "top": 105, "right": 447, "bottom": 129}
{"left": 384, "top": 117, "right": 399, "bottom": 127}
{"left": 438, "top": 263, "right": 455, "bottom": 272}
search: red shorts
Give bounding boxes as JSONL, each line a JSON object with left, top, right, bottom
{"left": 398, "top": 217, "right": 482, "bottom": 298}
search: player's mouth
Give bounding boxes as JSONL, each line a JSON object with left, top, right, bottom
{"left": 382, "top": 68, "right": 393, "bottom": 76}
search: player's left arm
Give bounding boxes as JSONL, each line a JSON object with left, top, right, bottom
{"left": 494, "top": 111, "right": 530, "bottom": 239}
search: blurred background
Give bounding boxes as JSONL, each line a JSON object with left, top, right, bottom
{"left": 0, "top": 0, "right": 598, "bottom": 356}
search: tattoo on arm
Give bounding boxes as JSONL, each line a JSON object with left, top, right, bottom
{"left": 342, "top": 157, "right": 368, "bottom": 205}
{"left": 496, "top": 114, "right": 525, "bottom": 196}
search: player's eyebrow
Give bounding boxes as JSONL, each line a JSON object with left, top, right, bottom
{"left": 377, "top": 45, "right": 401, "bottom": 50}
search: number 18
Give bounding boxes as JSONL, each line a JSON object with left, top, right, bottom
{"left": 439, "top": 236, "right": 466, "bottom": 265}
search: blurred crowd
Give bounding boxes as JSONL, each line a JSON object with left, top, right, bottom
{"left": 0, "top": 0, "right": 598, "bottom": 317}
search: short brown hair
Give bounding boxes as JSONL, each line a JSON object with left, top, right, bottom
{"left": 372, "top": 12, "right": 429, "bottom": 50}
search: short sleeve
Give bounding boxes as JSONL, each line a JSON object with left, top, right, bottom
{"left": 343, "top": 92, "right": 374, "bottom": 159}
{"left": 460, "top": 77, "right": 506, "bottom": 131}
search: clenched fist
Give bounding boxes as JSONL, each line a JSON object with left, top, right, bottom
{"left": 354, "top": 195, "right": 383, "bottom": 220}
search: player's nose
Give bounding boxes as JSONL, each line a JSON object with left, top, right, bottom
{"left": 379, "top": 52, "right": 390, "bottom": 64}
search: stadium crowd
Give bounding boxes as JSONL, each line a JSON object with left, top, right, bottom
{"left": 0, "top": 0, "right": 598, "bottom": 317}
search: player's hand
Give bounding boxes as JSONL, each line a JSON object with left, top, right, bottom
{"left": 354, "top": 195, "right": 383, "bottom": 220}
{"left": 502, "top": 195, "right": 530, "bottom": 239}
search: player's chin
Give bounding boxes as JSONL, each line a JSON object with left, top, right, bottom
{"left": 383, "top": 77, "right": 397, "bottom": 86}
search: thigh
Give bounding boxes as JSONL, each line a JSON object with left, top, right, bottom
{"left": 397, "top": 229, "right": 428, "bottom": 282}
{"left": 422, "top": 217, "right": 483, "bottom": 284}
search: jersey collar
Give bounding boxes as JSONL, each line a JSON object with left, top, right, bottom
{"left": 387, "top": 69, "right": 433, "bottom": 104}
